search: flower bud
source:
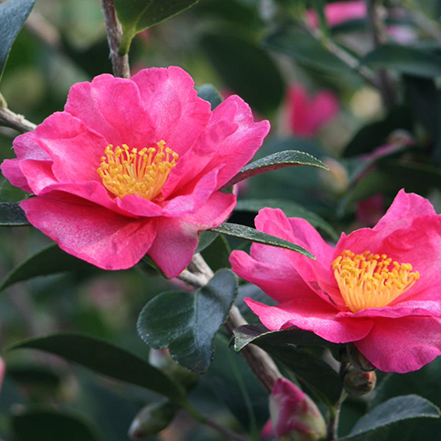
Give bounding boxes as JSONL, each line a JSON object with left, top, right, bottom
{"left": 128, "top": 400, "right": 178, "bottom": 440}
{"left": 269, "top": 378, "right": 326, "bottom": 441}
{"left": 343, "top": 370, "right": 377, "bottom": 397}
{"left": 346, "top": 344, "right": 375, "bottom": 372}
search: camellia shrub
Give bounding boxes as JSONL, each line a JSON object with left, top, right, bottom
{"left": 0, "top": 1, "right": 441, "bottom": 441}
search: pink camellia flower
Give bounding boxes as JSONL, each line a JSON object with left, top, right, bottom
{"left": 0, "top": 357, "right": 5, "bottom": 394}
{"left": 266, "top": 378, "right": 326, "bottom": 441}
{"left": 306, "top": 1, "right": 366, "bottom": 28}
{"left": 2, "top": 67, "right": 269, "bottom": 277}
{"left": 230, "top": 190, "right": 441, "bottom": 373}
{"left": 288, "top": 85, "right": 339, "bottom": 138}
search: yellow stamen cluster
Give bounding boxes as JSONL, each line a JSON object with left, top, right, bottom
{"left": 97, "top": 140, "right": 179, "bottom": 200}
{"left": 332, "top": 250, "right": 420, "bottom": 313}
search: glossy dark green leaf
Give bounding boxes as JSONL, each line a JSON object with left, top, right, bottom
{"left": 115, "top": 0, "right": 202, "bottom": 53}
{"left": 264, "top": 29, "right": 355, "bottom": 74}
{"left": 8, "top": 333, "right": 185, "bottom": 402}
{"left": 195, "top": 230, "right": 219, "bottom": 253}
{"left": 196, "top": 84, "right": 222, "bottom": 110}
{"left": 0, "top": 244, "right": 94, "bottom": 292}
{"left": 0, "top": 0, "right": 35, "bottom": 82}
{"left": 340, "top": 395, "right": 440, "bottom": 441}
{"left": 361, "top": 44, "right": 441, "bottom": 78}
{"left": 201, "top": 235, "right": 231, "bottom": 271}
{"left": 0, "top": 202, "right": 29, "bottom": 226}
{"left": 211, "top": 222, "right": 315, "bottom": 259}
{"left": 137, "top": 269, "right": 238, "bottom": 373}
{"left": 200, "top": 32, "right": 285, "bottom": 116}
{"left": 222, "top": 150, "right": 327, "bottom": 190}
{"left": 233, "top": 324, "right": 339, "bottom": 352}
{"left": 11, "top": 409, "right": 103, "bottom": 441}
{"left": 234, "top": 326, "right": 342, "bottom": 407}
{"left": 235, "top": 198, "right": 338, "bottom": 240}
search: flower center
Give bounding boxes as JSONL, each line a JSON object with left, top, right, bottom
{"left": 332, "top": 250, "right": 420, "bottom": 312}
{"left": 97, "top": 140, "right": 179, "bottom": 200}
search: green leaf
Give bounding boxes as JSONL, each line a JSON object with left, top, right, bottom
{"left": 264, "top": 29, "right": 356, "bottom": 75}
{"left": 196, "top": 84, "right": 222, "bottom": 110}
{"left": 0, "top": 180, "right": 28, "bottom": 202}
{"left": 0, "top": 244, "right": 94, "bottom": 292}
{"left": 211, "top": 222, "right": 315, "bottom": 259}
{"left": 233, "top": 325, "right": 342, "bottom": 407}
{"left": 201, "top": 234, "right": 231, "bottom": 271}
{"left": 222, "top": 150, "right": 327, "bottom": 190}
{"left": 0, "top": 202, "right": 29, "bottom": 226}
{"left": 115, "top": 0, "right": 202, "bottom": 54}
{"left": 340, "top": 395, "right": 440, "bottom": 441}
{"left": 195, "top": 230, "right": 219, "bottom": 253}
{"left": 11, "top": 409, "right": 103, "bottom": 441}
{"left": 0, "top": 0, "right": 35, "bottom": 82}
{"left": 361, "top": 44, "right": 441, "bottom": 78}
{"left": 200, "top": 32, "right": 285, "bottom": 116}
{"left": 137, "top": 269, "right": 238, "bottom": 373}
{"left": 233, "top": 324, "right": 339, "bottom": 352}
{"left": 235, "top": 198, "right": 338, "bottom": 240}
{"left": 8, "top": 333, "right": 185, "bottom": 403}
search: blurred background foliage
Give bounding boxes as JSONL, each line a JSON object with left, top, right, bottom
{"left": 1, "top": 0, "right": 441, "bottom": 440}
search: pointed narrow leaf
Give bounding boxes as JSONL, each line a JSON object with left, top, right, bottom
{"left": 12, "top": 409, "right": 103, "bottom": 441}
{"left": 138, "top": 269, "right": 238, "bottom": 373}
{"left": 235, "top": 198, "right": 338, "bottom": 240}
{"left": 115, "top": 0, "right": 202, "bottom": 53}
{"left": 340, "top": 395, "right": 440, "bottom": 440}
{"left": 0, "top": 202, "right": 29, "bottom": 226}
{"left": 0, "top": 0, "right": 35, "bottom": 81}
{"left": 221, "top": 150, "right": 327, "bottom": 190}
{"left": 361, "top": 44, "right": 441, "bottom": 78}
{"left": 0, "top": 244, "right": 95, "bottom": 292}
{"left": 233, "top": 324, "right": 339, "bottom": 352}
{"left": 8, "top": 333, "right": 185, "bottom": 402}
{"left": 211, "top": 222, "right": 315, "bottom": 259}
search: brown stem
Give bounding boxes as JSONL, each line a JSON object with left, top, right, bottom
{"left": 306, "top": 25, "right": 378, "bottom": 87}
{"left": 178, "top": 255, "right": 282, "bottom": 393}
{"left": 325, "top": 362, "right": 349, "bottom": 441}
{"left": 0, "top": 107, "right": 36, "bottom": 132}
{"left": 365, "top": 0, "right": 396, "bottom": 108}
{"left": 100, "top": 0, "right": 130, "bottom": 78}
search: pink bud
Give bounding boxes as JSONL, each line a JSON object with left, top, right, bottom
{"left": 269, "top": 378, "right": 326, "bottom": 441}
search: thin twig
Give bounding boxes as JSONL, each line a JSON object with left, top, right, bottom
{"left": 325, "top": 362, "right": 349, "bottom": 441}
{"left": 365, "top": 0, "right": 396, "bottom": 107}
{"left": 100, "top": 0, "right": 130, "bottom": 78}
{"left": 0, "top": 107, "right": 36, "bottom": 132}
{"left": 306, "top": 25, "right": 378, "bottom": 87}
{"left": 178, "top": 255, "right": 282, "bottom": 393}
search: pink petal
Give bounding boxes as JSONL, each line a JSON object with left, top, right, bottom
{"left": 1, "top": 131, "right": 52, "bottom": 192}
{"left": 161, "top": 167, "right": 222, "bottom": 217}
{"left": 245, "top": 298, "right": 373, "bottom": 343}
{"left": 162, "top": 95, "right": 270, "bottom": 197}
{"left": 254, "top": 208, "right": 345, "bottom": 308}
{"left": 131, "top": 66, "right": 211, "bottom": 156}
{"left": 65, "top": 75, "right": 153, "bottom": 148}
{"left": 336, "top": 300, "right": 441, "bottom": 320}
{"left": 230, "top": 249, "right": 314, "bottom": 304}
{"left": 288, "top": 85, "right": 338, "bottom": 137}
{"left": 20, "top": 193, "right": 157, "bottom": 270}
{"left": 149, "top": 191, "right": 235, "bottom": 278}
{"left": 355, "top": 317, "right": 441, "bottom": 373}
{"left": 31, "top": 112, "right": 108, "bottom": 183}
